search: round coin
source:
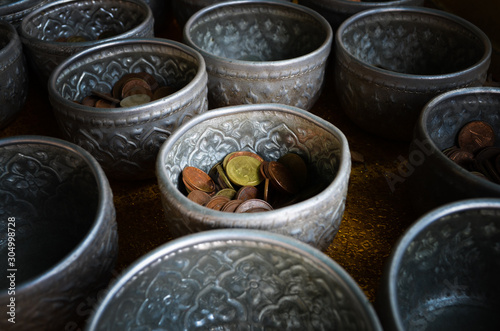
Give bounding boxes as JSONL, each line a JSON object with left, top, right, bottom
{"left": 278, "top": 153, "right": 308, "bottom": 189}
{"left": 457, "top": 121, "right": 495, "bottom": 154}
{"left": 187, "top": 190, "right": 212, "bottom": 205}
{"left": 121, "top": 78, "right": 153, "bottom": 99}
{"left": 234, "top": 199, "right": 273, "bottom": 213}
{"left": 225, "top": 155, "right": 264, "bottom": 187}
{"left": 235, "top": 185, "right": 258, "bottom": 201}
{"left": 205, "top": 195, "right": 231, "bottom": 210}
{"left": 267, "top": 161, "right": 298, "bottom": 194}
{"left": 220, "top": 199, "right": 243, "bottom": 212}
{"left": 215, "top": 188, "right": 237, "bottom": 199}
{"left": 120, "top": 94, "right": 151, "bottom": 107}
{"left": 182, "top": 166, "right": 216, "bottom": 193}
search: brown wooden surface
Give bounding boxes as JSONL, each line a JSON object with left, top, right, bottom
{"left": 1, "top": 0, "right": 498, "bottom": 303}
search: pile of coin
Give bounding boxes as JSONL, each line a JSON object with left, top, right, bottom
{"left": 76, "top": 72, "right": 177, "bottom": 108}
{"left": 442, "top": 120, "right": 500, "bottom": 183}
{"left": 55, "top": 30, "right": 118, "bottom": 42}
{"left": 181, "top": 151, "right": 322, "bottom": 213}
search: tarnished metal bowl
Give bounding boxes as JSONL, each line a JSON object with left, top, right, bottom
{"left": 156, "top": 103, "right": 351, "bottom": 250}
{"left": 0, "top": 135, "right": 117, "bottom": 330}
{"left": 377, "top": 198, "right": 500, "bottom": 331}
{"left": 0, "top": 0, "right": 49, "bottom": 27}
{"left": 19, "top": 0, "right": 154, "bottom": 83}
{"left": 335, "top": 6, "right": 491, "bottom": 141}
{"left": 0, "top": 20, "right": 29, "bottom": 129}
{"left": 299, "top": 0, "right": 424, "bottom": 32}
{"left": 86, "top": 229, "right": 382, "bottom": 331}
{"left": 48, "top": 38, "right": 208, "bottom": 180}
{"left": 407, "top": 87, "right": 500, "bottom": 215}
{"left": 183, "top": 0, "right": 332, "bottom": 110}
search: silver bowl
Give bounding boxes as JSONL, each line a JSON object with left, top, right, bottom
{"left": 183, "top": 0, "right": 332, "bottom": 110}
{"left": 335, "top": 6, "right": 491, "bottom": 141}
{"left": 156, "top": 103, "right": 351, "bottom": 250}
{"left": 48, "top": 38, "right": 208, "bottom": 180}
{"left": 172, "top": 0, "right": 291, "bottom": 28}
{"left": 86, "top": 229, "right": 382, "bottom": 331}
{"left": 377, "top": 198, "right": 500, "bottom": 331}
{"left": 299, "top": 0, "right": 424, "bottom": 32}
{"left": 407, "top": 87, "right": 500, "bottom": 215}
{"left": 19, "top": 0, "right": 154, "bottom": 83}
{"left": 0, "top": 20, "right": 29, "bottom": 129}
{"left": 0, "top": 135, "right": 117, "bottom": 330}
{"left": 0, "top": 0, "right": 49, "bottom": 28}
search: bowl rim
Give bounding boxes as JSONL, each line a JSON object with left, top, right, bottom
{"left": 155, "top": 103, "right": 351, "bottom": 225}
{"left": 416, "top": 86, "right": 500, "bottom": 193}
{"left": 47, "top": 37, "right": 207, "bottom": 114}
{"left": 19, "top": 0, "right": 153, "bottom": 47}
{"left": 183, "top": 0, "right": 333, "bottom": 67}
{"left": 335, "top": 6, "right": 492, "bottom": 81}
{"left": 380, "top": 197, "right": 500, "bottom": 331}
{"left": 87, "top": 228, "right": 382, "bottom": 330}
{"left": 0, "top": 20, "right": 21, "bottom": 61}
{"left": 301, "top": 0, "right": 424, "bottom": 10}
{"left": 0, "top": 135, "right": 114, "bottom": 294}
{"left": 0, "top": 0, "right": 44, "bottom": 16}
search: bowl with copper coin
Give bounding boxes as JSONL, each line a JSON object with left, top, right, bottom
{"left": 156, "top": 103, "right": 351, "bottom": 250}
{"left": 19, "top": 0, "right": 154, "bottom": 84}
{"left": 407, "top": 87, "right": 500, "bottom": 215}
{"left": 0, "top": 135, "right": 117, "bottom": 330}
{"left": 183, "top": 0, "right": 332, "bottom": 110}
{"left": 48, "top": 38, "right": 208, "bottom": 180}
{"left": 377, "top": 198, "right": 500, "bottom": 331}
{"left": 335, "top": 6, "right": 491, "bottom": 141}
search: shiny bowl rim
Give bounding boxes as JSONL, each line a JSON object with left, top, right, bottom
{"left": 155, "top": 103, "right": 351, "bottom": 225}
{"left": 47, "top": 37, "right": 207, "bottom": 114}
{"left": 0, "top": 0, "right": 43, "bottom": 15}
{"left": 0, "top": 20, "right": 20, "bottom": 61}
{"left": 87, "top": 228, "right": 382, "bottom": 330}
{"left": 301, "top": 0, "right": 424, "bottom": 10}
{"left": 183, "top": 0, "right": 333, "bottom": 67}
{"left": 336, "top": 6, "right": 492, "bottom": 81}
{"left": 19, "top": 0, "right": 153, "bottom": 47}
{"left": 381, "top": 197, "right": 500, "bottom": 331}
{"left": 0, "top": 135, "right": 114, "bottom": 294}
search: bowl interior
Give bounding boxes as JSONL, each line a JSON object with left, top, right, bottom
{"left": 393, "top": 206, "right": 500, "bottom": 330}
{"left": 0, "top": 141, "right": 99, "bottom": 286}
{"left": 53, "top": 41, "right": 200, "bottom": 105}
{"left": 161, "top": 108, "right": 343, "bottom": 206}
{"left": 90, "top": 230, "right": 377, "bottom": 330}
{"left": 340, "top": 9, "right": 487, "bottom": 75}
{"left": 22, "top": 0, "right": 148, "bottom": 42}
{"left": 187, "top": 2, "right": 327, "bottom": 61}
{"left": 0, "top": 22, "right": 12, "bottom": 50}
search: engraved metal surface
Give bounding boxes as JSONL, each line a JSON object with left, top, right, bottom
{"left": 0, "top": 21, "right": 28, "bottom": 129}
{"left": 0, "top": 0, "right": 49, "bottom": 27}
{"left": 335, "top": 7, "right": 491, "bottom": 141}
{"left": 48, "top": 38, "right": 208, "bottom": 180}
{"left": 183, "top": 0, "right": 332, "bottom": 110}
{"left": 377, "top": 199, "right": 500, "bottom": 331}
{"left": 156, "top": 104, "right": 351, "bottom": 250}
{"left": 19, "top": 0, "right": 154, "bottom": 83}
{"left": 0, "top": 136, "right": 118, "bottom": 330}
{"left": 87, "top": 229, "right": 382, "bottom": 331}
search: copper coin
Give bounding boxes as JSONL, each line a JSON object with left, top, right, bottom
{"left": 66, "top": 35, "right": 89, "bottom": 43}
{"left": 187, "top": 190, "right": 212, "bottom": 205}
{"left": 447, "top": 148, "right": 474, "bottom": 168}
{"left": 263, "top": 178, "right": 269, "bottom": 202}
{"left": 224, "top": 151, "right": 264, "bottom": 166}
{"left": 81, "top": 95, "right": 99, "bottom": 107}
{"left": 235, "top": 186, "right": 258, "bottom": 201}
{"left": 234, "top": 199, "right": 273, "bottom": 213}
{"left": 259, "top": 161, "right": 270, "bottom": 179}
{"left": 112, "top": 73, "right": 143, "bottom": 99}
{"left": 267, "top": 161, "right": 298, "bottom": 194}
{"left": 121, "top": 78, "right": 153, "bottom": 99}
{"left": 457, "top": 121, "right": 495, "bottom": 154}
{"left": 220, "top": 199, "right": 243, "bottom": 212}
{"left": 95, "top": 99, "right": 117, "bottom": 108}
{"left": 278, "top": 153, "right": 308, "bottom": 189}
{"left": 182, "top": 166, "right": 216, "bottom": 193}
{"left": 205, "top": 195, "right": 231, "bottom": 210}
{"left": 136, "top": 72, "right": 159, "bottom": 90}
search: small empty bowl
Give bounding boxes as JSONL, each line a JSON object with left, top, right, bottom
{"left": 48, "top": 38, "right": 208, "bottom": 180}
{"left": 0, "top": 135, "right": 117, "bottom": 330}
{"left": 19, "top": 0, "right": 154, "bottom": 83}
{"left": 86, "top": 229, "right": 382, "bottom": 331}
{"left": 377, "top": 198, "right": 500, "bottom": 331}
{"left": 0, "top": 20, "right": 29, "bottom": 129}
{"left": 183, "top": 0, "right": 332, "bottom": 110}
{"left": 335, "top": 6, "right": 491, "bottom": 140}
{"left": 156, "top": 103, "right": 351, "bottom": 250}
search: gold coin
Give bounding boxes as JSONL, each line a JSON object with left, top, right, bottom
{"left": 215, "top": 188, "right": 237, "bottom": 199}
{"left": 225, "top": 155, "right": 264, "bottom": 187}
{"left": 120, "top": 94, "right": 151, "bottom": 107}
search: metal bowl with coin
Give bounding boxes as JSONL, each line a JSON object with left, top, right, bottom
{"left": 335, "top": 6, "right": 491, "bottom": 141}
{"left": 156, "top": 103, "right": 351, "bottom": 251}
{"left": 0, "top": 135, "right": 117, "bottom": 330}
{"left": 376, "top": 198, "right": 500, "bottom": 331}
{"left": 183, "top": 0, "right": 332, "bottom": 110}
{"left": 19, "top": 0, "right": 154, "bottom": 84}
{"left": 48, "top": 38, "right": 208, "bottom": 180}
{"left": 86, "top": 229, "right": 382, "bottom": 331}
{"left": 0, "top": 20, "right": 29, "bottom": 129}
{"left": 299, "top": 0, "right": 424, "bottom": 33}
{"left": 0, "top": 0, "right": 49, "bottom": 28}
{"left": 407, "top": 87, "right": 500, "bottom": 215}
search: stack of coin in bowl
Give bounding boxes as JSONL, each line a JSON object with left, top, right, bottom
{"left": 182, "top": 151, "right": 322, "bottom": 212}
{"left": 76, "top": 71, "right": 177, "bottom": 108}
{"left": 442, "top": 120, "right": 500, "bottom": 183}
